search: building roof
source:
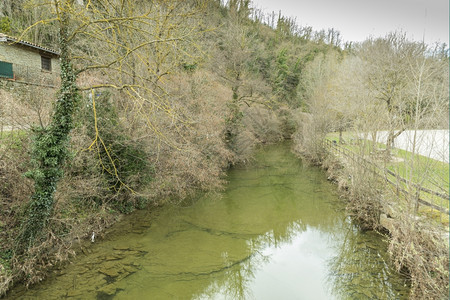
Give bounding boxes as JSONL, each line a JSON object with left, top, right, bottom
{"left": 0, "top": 33, "right": 60, "bottom": 57}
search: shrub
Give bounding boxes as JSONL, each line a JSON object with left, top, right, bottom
{"left": 81, "top": 91, "right": 154, "bottom": 210}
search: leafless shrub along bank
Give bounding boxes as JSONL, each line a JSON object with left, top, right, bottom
{"left": 294, "top": 32, "right": 449, "bottom": 299}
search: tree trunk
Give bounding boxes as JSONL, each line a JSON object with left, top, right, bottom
{"left": 386, "top": 128, "right": 405, "bottom": 158}
{"left": 16, "top": 4, "right": 79, "bottom": 250}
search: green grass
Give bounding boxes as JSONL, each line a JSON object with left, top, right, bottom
{"left": 326, "top": 132, "right": 448, "bottom": 191}
{"left": 0, "top": 129, "right": 29, "bottom": 150}
{"left": 325, "top": 131, "right": 449, "bottom": 212}
{"left": 0, "top": 129, "right": 28, "bottom": 140}
{"left": 388, "top": 148, "right": 449, "bottom": 195}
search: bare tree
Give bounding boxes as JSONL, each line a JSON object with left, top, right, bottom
{"left": 16, "top": 0, "right": 206, "bottom": 250}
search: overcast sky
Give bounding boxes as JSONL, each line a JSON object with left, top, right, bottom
{"left": 251, "top": 0, "right": 449, "bottom": 45}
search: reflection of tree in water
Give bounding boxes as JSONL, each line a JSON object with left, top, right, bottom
{"left": 192, "top": 251, "right": 266, "bottom": 300}
{"left": 9, "top": 143, "right": 412, "bottom": 299}
{"left": 193, "top": 221, "right": 303, "bottom": 300}
{"left": 251, "top": 221, "right": 307, "bottom": 250}
{"left": 188, "top": 145, "right": 346, "bottom": 299}
{"left": 326, "top": 226, "right": 410, "bottom": 299}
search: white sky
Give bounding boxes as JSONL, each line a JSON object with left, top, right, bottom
{"left": 251, "top": 0, "right": 449, "bottom": 45}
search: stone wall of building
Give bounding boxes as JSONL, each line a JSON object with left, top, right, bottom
{"left": 0, "top": 43, "right": 60, "bottom": 86}
{"left": 0, "top": 43, "right": 60, "bottom": 74}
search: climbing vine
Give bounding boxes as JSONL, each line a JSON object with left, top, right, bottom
{"left": 16, "top": 9, "right": 79, "bottom": 250}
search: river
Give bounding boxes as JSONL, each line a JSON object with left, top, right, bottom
{"left": 8, "top": 143, "right": 409, "bottom": 299}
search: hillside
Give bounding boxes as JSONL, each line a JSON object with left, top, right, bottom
{"left": 0, "top": 1, "right": 448, "bottom": 299}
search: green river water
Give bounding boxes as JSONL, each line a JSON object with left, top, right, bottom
{"left": 9, "top": 143, "right": 409, "bottom": 299}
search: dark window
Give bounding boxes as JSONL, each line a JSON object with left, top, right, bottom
{"left": 41, "top": 56, "right": 51, "bottom": 71}
{"left": 0, "top": 61, "right": 13, "bottom": 79}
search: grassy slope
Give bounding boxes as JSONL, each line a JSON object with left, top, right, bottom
{"left": 325, "top": 131, "right": 449, "bottom": 225}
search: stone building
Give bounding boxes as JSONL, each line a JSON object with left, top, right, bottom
{"left": 0, "top": 33, "right": 60, "bottom": 86}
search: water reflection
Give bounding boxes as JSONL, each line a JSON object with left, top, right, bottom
{"left": 326, "top": 224, "right": 410, "bottom": 299}
{"left": 8, "top": 143, "right": 409, "bottom": 300}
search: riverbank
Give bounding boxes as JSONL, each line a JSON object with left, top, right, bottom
{"left": 293, "top": 138, "right": 449, "bottom": 299}
{"left": 1, "top": 1, "right": 447, "bottom": 297}
{"left": 0, "top": 93, "right": 294, "bottom": 297}
{"left": 6, "top": 142, "right": 410, "bottom": 299}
